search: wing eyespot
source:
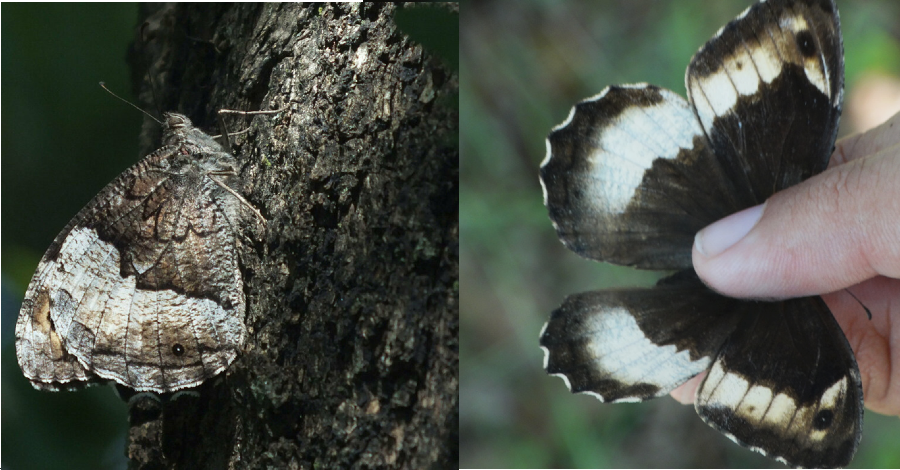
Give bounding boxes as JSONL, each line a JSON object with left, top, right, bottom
{"left": 795, "top": 30, "right": 818, "bottom": 57}
{"left": 813, "top": 408, "right": 834, "bottom": 430}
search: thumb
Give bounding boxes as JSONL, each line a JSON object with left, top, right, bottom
{"left": 692, "top": 114, "right": 900, "bottom": 299}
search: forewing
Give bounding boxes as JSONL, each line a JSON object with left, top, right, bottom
{"left": 541, "top": 85, "right": 747, "bottom": 270}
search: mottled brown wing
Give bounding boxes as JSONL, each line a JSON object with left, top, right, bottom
{"left": 16, "top": 114, "right": 251, "bottom": 393}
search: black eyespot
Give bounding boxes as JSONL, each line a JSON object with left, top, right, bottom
{"left": 813, "top": 409, "right": 834, "bottom": 430}
{"left": 172, "top": 344, "right": 185, "bottom": 356}
{"left": 796, "top": 30, "right": 818, "bottom": 57}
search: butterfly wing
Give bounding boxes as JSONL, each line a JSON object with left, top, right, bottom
{"left": 541, "top": 274, "right": 862, "bottom": 468}
{"left": 16, "top": 126, "right": 249, "bottom": 393}
{"left": 541, "top": 85, "right": 745, "bottom": 270}
{"left": 541, "top": 0, "right": 859, "bottom": 467}
{"left": 686, "top": 0, "right": 843, "bottom": 203}
{"left": 683, "top": 1, "right": 859, "bottom": 466}
{"left": 696, "top": 296, "right": 862, "bottom": 468}
{"left": 540, "top": 270, "right": 742, "bottom": 401}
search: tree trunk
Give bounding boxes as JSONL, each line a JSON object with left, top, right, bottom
{"left": 125, "top": 4, "right": 458, "bottom": 469}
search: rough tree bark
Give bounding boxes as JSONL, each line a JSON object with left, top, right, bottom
{"left": 124, "top": 4, "right": 458, "bottom": 469}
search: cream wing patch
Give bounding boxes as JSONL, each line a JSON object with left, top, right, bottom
{"left": 688, "top": 8, "right": 836, "bottom": 133}
{"left": 15, "top": 286, "right": 93, "bottom": 389}
{"left": 43, "top": 226, "right": 244, "bottom": 392}
{"left": 697, "top": 360, "right": 851, "bottom": 443}
{"left": 581, "top": 307, "right": 710, "bottom": 398}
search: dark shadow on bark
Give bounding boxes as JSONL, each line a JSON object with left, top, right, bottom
{"left": 125, "top": 4, "right": 458, "bottom": 469}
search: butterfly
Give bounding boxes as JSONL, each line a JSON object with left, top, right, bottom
{"left": 15, "top": 112, "right": 258, "bottom": 393}
{"left": 538, "top": 0, "right": 862, "bottom": 467}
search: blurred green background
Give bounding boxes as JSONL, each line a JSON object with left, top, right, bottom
{"left": 3, "top": 4, "right": 141, "bottom": 470}
{"left": 461, "top": 0, "right": 900, "bottom": 468}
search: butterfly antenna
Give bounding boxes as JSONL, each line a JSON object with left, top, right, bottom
{"left": 99, "top": 82, "right": 162, "bottom": 125}
{"left": 845, "top": 289, "right": 872, "bottom": 320}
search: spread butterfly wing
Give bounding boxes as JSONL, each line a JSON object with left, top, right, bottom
{"left": 696, "top": 296, "right": 862, "bottom": 468}
{"left": 540, "top": 271, "right": 863, "bottom": 468}
{"left": 541, "top": 0, "right": 859, "bottom": 468}
{"left": 541, "top": 0, "right": 843, "bottom": 270}
{"left": 15, "top": 115, "right": 249, "bottom": 393}
{"left": 686, "top": 0, "right": 843, "bottom": 204}
{"left": 684, "top": 1, "right": 859, "bottom": 467}
{"left": 540, "top": 270, "right": 742, "bottom": 402}
{"left": 541, "top": 85, "right": 746, "bottom": 271}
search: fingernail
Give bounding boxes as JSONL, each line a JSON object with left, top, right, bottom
{"left": 694, "top": 203, "right": 765, "bottom": 257}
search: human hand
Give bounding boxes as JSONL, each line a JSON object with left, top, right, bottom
{"left": 670, "top": 111, "right": 900, "bottom": 417}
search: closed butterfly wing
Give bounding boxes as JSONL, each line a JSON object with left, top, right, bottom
{"left": 16, "top": 113, "right": 250, "bottom": 393}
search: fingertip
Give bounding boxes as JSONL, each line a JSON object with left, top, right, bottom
{"left": 694, "top": 204, "right": 765, "bottom": 258}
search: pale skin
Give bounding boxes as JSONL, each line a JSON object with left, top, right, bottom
{"left": 672, "top": 111, "right": 900, "bottom": 417}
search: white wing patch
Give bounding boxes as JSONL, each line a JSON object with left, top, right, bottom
{"left": 581, "top": 307, "right": 710, "bottom": 396}
{"left": 582, "top": 88, "right": 703, "bottom": 213}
